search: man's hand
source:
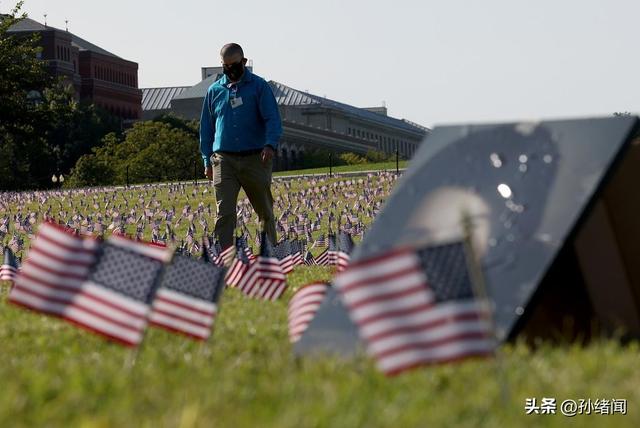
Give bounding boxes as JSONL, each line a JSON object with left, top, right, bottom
{"left": 205, "top": 165, "right": 213, "bottom": 180}
{"left": 261, "top": 146, "right": 275, "bottom": 165}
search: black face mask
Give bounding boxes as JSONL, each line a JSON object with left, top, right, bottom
{"left": 223, "top": 62, "right": 244, "bottom": 81}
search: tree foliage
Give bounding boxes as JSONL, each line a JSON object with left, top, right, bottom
{"left": 66, "top": 121, "right": 200, "bottom": 187}
{"left": 0, "top": 2, "right": 120, "bottom": 190}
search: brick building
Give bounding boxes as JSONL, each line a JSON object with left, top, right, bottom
{"left": 7, "top": 17, "right": 141, "bottom": 120}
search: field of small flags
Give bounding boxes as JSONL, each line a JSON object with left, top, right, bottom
{"left": 2, "top": 170, "right": 640, "bottom": 427}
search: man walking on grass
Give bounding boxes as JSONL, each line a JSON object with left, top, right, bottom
{"left": 200, "top": 43, "right": 282, "bottom": 250}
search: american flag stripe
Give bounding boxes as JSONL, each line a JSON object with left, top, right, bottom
{"left": 25, "top": 252, "right": 93, "bottom": 279}
{"left": 288, "top": 284, "right": 329, "bottom": 317}
{"left": 315, "top": 249, "right": 329, "bottom": 266}
{"left": 27, "top": 242, "right": 95, "bottom": 267}
{"left": 288, "top": 282, "right": 329, "bottom": 342}
{"left": 108, "top": 235, "right": 171, "bottom": 262}
{"left": 14, "top": 276, "right": 148, "bottom": 320}
{"left": 0, "top": 266, "right": 17, "bottom": 281}
{"left": 334, "top": 244, "right": 493, "bottom": 376}
{"left": 10, "top": 281, "right": 148, "bottom": 346}
{"left": 257, "top": 279, "right": 276, "bottom": 299}
{"left": 369, "top": 315, "right": 492, "bottom": 356}
{"left": 219, "top": 245, "right": 235, "bottom": 266}
{"left": 149, "top": 289, "right": 216, "bottom": 340}
{"left": 361, "top": 301, "right": 485, "bottom": 339}
{"left": 225, "top": 260, "right": 247, "bottom": 286}
{"left": 237, "top": 265, "right": 258, "bottom": 295}
{"left": 376, "top": 339, "right": 494, "bottom": 375}
{"left": 279, "top": 255, "right": 294, "bottom": 274}
{"left": 261, "top": 279, "right": 287, "bottom": 301}
{"left": 35, "top": 225, "right": 99, "bottom": 255}
{"left": 336, "top": 252, "right": 350, "bottom": 272}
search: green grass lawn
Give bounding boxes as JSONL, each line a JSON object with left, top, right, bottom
{"left": 1, "top": 277, "right": 639, "bottom": 427}
{"left": 273, "top": 161, "right": 408, "bottom": 177}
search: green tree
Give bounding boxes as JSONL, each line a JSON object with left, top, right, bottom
{"left": 365, "top": 149, "right": 394, "bottom": 162}
{"left": 0, "top": 2, "right": 55, "bottom": 190}
{"left": 152, "top": 113, "right": 199, "bottom": 139}
{"left": 66, "top": 121, "right": 200, "bottom": 187}
{"left": 339, "top": 152, "right": 367, "bottom": 165}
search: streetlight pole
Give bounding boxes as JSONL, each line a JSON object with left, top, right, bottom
{"left": 329, "top": 153, "right": 333, "bottom": 178}
{"left": 396, "top": 146, "right": 399, "bottom": 175}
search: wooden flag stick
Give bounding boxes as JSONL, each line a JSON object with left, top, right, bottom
{"left": 460, "top": 210, "right": 510, "bottom": 405}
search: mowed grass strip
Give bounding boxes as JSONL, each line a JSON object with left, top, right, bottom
{"left": 1, "top": 277, "right": 640, "bottom": 428}
{"left": 272, "top": 161, "right": 409, "bottom": 177}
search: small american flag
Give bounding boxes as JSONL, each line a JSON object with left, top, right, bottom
{"left": 315, "top": 234, "right": 336, "bottom": 266}
{"left": 274, "top": 240, "right": 294, "bottom": 275}
{"left": 288, "top": 282, "right": 330, "bottom": 343}
{"left": 1, "top": 246, "right": 19, "bottom": 283}
{"left": 238, "top": 232, "right": 287, "bottom": 301}
{"left": 333, "top": 241, "right": 494, "bottom": 376}
{"left": 219, "top": 244, "right": 236, "bottom": 267}
{"left": 290, "top": 240, "right": 304, "bottom": 267}
{"left": 236, "top": 235, "right": 255, "bottom": 262}
{"left": 303, "top": 250, "right": 316, "bottom": 266}
{"left": 225, "top": 238, "right": 252, "bottom": 287}
{"left": 208, "top": 239, "right": 226, "bottom": 267}
{"left": 336, "top": 232, "right": 354, "bottom": 272}
{"left": 9, "top": 222, "right": 170, "bottom": 347}
{"left": 148, "top": 253, "right": 225, "bottom": 341}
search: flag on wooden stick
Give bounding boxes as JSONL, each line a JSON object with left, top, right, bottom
{"left": 148, "top": 253, "right": 225, "bottom": 341}
{"left": 333, "top": 240, "right": 494, "bottom": 376}
{"left": 0, "top": 246, "right": 19, "bottom": 283}
{"left": 288, "top": 282, "right": 330, "bottom": 343}
{"left": 238, "top": 231, "right": 287, "bottom": 301}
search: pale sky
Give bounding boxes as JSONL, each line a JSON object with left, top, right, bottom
{"left": 9, "top": 0, "right": 640, "bottom": 127}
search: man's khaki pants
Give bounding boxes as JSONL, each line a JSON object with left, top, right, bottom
{"left": 211, "top": 151, "right": 277, "bottom": 249}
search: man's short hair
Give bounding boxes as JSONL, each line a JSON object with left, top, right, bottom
{"left": 220, "top": 43, "right": 244, "bottom": 59}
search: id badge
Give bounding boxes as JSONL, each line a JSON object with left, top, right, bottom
{"left": 230, "top": 97, "right": 243, "bottom": 108}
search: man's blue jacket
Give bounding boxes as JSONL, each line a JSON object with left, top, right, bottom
{"left": 199, "top": 69, "right": 283, "bottom": 167}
